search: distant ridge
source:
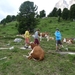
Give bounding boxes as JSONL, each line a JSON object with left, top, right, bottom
{"left": 69, "top": 0, "right": 75, "bottom": 9}
{"left": 55, "top": 0, "right": 75, "bottom": 10}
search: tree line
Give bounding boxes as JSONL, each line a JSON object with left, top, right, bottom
{"left": 48, "top": 4, "right": 75, "bottom": 21}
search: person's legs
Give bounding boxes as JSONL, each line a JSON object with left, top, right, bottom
{"left": 60, "top": 44, "right": 64, "bottom": 48}
{"left": 56, "top": 44, "right": 60, "bottom": 51}
{"left": 58, "top": 40, "right": 64, "bottom": 50}
{"left": 25, "top": 38, "right": 30, "bottom": 48}
{"left": 56, "top": 40, "right": 59, "bottom": 50}
{"left": 34, "top": 39, "right": 37, "bottom": 44}
{"left": 56, "top": 40, "right": 63, "bottom": 51}
{"left": 34, "top": 39, "right": 39, "bottom": 45}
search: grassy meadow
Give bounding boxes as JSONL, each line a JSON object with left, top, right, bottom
{"left": 0, "top": 17, "right": 75, "bottom": 75}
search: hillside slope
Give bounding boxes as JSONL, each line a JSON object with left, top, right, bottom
{"left": 0, "top": 17, "right": 75, "bottom": 38}
{"left": 37, "top": 17, "right": 75, "bottom": 38}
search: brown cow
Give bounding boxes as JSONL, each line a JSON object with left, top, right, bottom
{"left": 25, "top": 42, "right": 45, "bottom": 61}
{"left": 38, "top": 32, "right": 49, "bottom": 41}
{"left": 63, "top": 38, "right": 73, "bottom": 44}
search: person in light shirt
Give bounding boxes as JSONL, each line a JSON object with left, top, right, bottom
{"left": 34, "top": 29, "right": 40, "bottom": 45}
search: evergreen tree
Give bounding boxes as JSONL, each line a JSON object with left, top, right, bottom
{"left": 17, "top": 1, "right": 38, "bottom": 34}
{"left": 57, "top": 8, "right": 61, "bottom": 22}
{"left": 70, "top": 4, "right": 75, "bottom": 20}
{"left": 47, "top": 7, "right": 58, "bottom": 17}
{"left": 62, "top": 8, "right": 69, "bottom": 20}
{"left": 5, "top": 15, "right": 12, "bottom": 23}
{"left": 57, "top": 8, "right": 61, "bottom": 17}
{"left": 39, "top": 10, "right": 46, "bottom": 18}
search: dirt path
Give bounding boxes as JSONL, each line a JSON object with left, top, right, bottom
{"left": 57, "top": 52, "right": 75, "bottom": 55}
{"left": 0, "top": 47, "right": 31, "bottom": 50}
{"left": 0, "top": 47, "right": 75, "bottom": 55}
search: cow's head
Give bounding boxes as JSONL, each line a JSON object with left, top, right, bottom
{"left": 28, "top": 42, "right": 37, "bottom": 49}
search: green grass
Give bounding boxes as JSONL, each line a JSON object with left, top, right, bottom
{"left": 0, "top": 17, "right": 75, "bottom": 75}
{"left": 37, "top": 17, "right": 75, "bottom": 37}
{"left": 0, "top": 21, "right": 18, "bottom": 36}
{"left": 0, "top": 48, "right": 75, "bottom": 75}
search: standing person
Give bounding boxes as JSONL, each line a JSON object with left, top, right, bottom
{"left": 24, "top": 29, "right": 30, "bottom": 48}
{"left": 54, "top": 28, "right": 63, "bottom": 51}
{"left": 34, "top": 29, "right": 40, "bottom": 45}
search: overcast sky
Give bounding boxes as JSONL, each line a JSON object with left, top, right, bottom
{"left": 0, "top": 0, "right": 70, "bottom": 21}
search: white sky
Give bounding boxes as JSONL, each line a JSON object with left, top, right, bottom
{"left": 0, "top": 0, "right": 70, "bottom": 21}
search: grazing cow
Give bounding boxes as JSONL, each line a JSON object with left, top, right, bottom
{"left": 47, "top": 36, "right": 54, "bottom": 41}
{"left": 63, "top": 38, "right": 73, "bottom": 44}
{"left": 25, "top": 42, "right": 45, "bottom": 61}
{"left": 38, "top": 32, "right": 50, "bottom": 41}
{"left": 32, "top": 32, "right": 53, "bottom": 41}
